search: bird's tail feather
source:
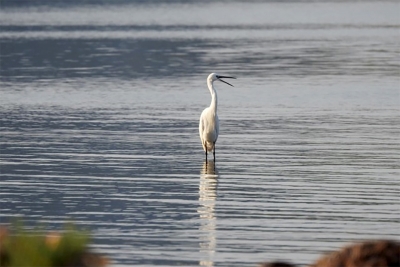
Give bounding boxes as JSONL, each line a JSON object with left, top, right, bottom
{"left": 203, "top": 141, "right": 215, "bottom": 152}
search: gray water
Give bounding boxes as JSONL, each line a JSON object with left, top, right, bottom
{"left": 0, "top": 1, "right": 399, "bottom": 266}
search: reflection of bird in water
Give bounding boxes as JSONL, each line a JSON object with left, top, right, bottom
{"left": 259, "top": 240, "right": 400, "bottom": 267}
{"left": 202, "top": 160, "right": 218, "bottom": 176}
{"left": 198, "top": 160, "right": 219, "bottom": 267}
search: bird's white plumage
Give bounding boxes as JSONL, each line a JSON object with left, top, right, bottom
{"left": 199, "top": 73, "right": 235, "bottom": 159}
{"left": 199, "top": 106, "right": 219, "bottom": 152}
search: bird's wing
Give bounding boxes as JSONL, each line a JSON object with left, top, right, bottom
{"left": 199, "top": 108, "right": 210, "bottom": 151}
{"left": 199, "top": 109, "right": 207, "bottom": 141}
{"left": 215, "top": 114, "right": 219, "bottom": 141}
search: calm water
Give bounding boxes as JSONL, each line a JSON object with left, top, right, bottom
{"left": 0, "top": 1, "right": 399, "bottom": 266}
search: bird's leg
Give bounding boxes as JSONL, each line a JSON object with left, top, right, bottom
{"left": 213, "top": 143, "right": 216, "bottom": 162}
{"left": 203, "top": 141, "right": 208, "bottom": 161}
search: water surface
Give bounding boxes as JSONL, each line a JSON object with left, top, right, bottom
{"left": 0, "top": 1, "right": 399, "bottom": 266}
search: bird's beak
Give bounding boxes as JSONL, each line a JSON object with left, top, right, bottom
{"left": 217, "top": 75, "right": 236, "bottom": 87}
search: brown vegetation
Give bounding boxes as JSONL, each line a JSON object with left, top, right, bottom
{"left": 260, "top": 240, "right": 400, "bottom": 267}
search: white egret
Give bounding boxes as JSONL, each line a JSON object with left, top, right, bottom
{"left": 199, "top": 73, "right": 236, "bottom": 161}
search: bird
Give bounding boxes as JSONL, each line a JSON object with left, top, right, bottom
{"left": 199, "top": 73, "right": 236, "bottom": 162}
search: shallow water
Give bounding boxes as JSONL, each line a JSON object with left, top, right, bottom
{"left": 0, "top": 1, "right": 399, "bottom": 266}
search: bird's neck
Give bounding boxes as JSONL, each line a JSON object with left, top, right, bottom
{"left": 208, "top": 81, "right": 218, "bottom": 114}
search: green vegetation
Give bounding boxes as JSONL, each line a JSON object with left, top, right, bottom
{"left": 0, "top": 222, "right": 108, "bottom": 267}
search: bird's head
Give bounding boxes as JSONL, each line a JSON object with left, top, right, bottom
{"left": 208, "top": 73, "right": 236, "bottom": 87}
